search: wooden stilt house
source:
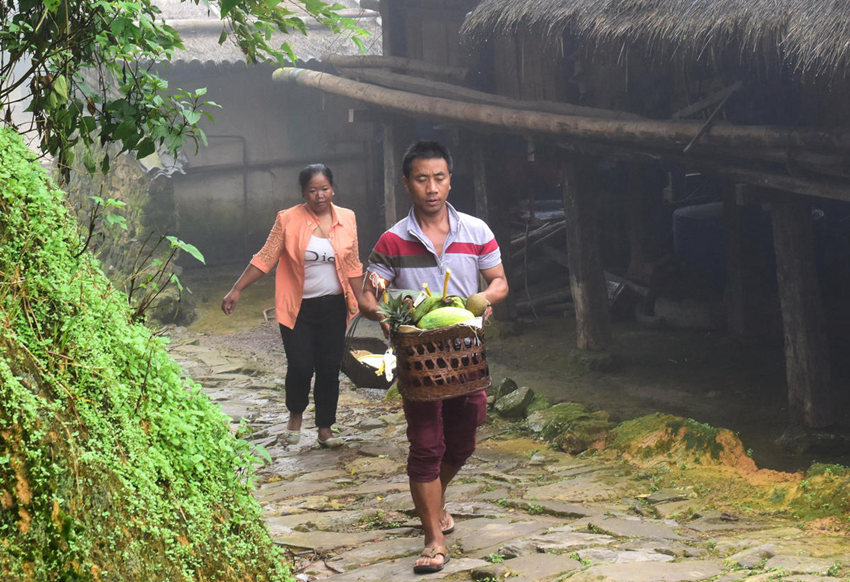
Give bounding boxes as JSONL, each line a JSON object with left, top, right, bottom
{"left": 276, "top": 0, "right": 850, "bottom": 430}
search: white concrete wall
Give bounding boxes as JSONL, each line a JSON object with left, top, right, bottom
{"left": 161, "top": 62, "right": 383, "bottom": 267}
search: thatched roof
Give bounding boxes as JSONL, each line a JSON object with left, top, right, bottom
{"left": 154, "top": 0, "right": 381, "bottom": 66}
{"left": 460, "top": 0, "right": 850, "bottom": 80}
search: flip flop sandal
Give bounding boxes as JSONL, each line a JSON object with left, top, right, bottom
{"left": 413, "top": 545, "right": 450, "bottom": 574}
{"left": 441, "top": 510, "right": 455, "bottom": 535}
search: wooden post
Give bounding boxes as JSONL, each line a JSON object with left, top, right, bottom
{"left": 723, "top": 184, "right": 765, "bottom": 336}
{"left": 562, "top": 158, "right": 612, "bottom": 351}
{"left": 770, "top": 191, "right": 833, "bottom": 428}
{"left": 382, "top": 123, "right": 399, "bottom": 228}
{"left": 472, "top": 140, "right": 489, "bottom": 221}
{"left": 378, "top": 0, "right": 394, "bottom": 56}
{"left": 625, "top": 165, "right": 662, "bottom": 284}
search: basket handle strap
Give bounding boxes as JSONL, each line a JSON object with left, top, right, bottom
{"left": 345, "top": 312, "right": 363, "bottom": 342}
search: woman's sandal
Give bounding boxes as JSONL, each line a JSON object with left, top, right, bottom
{"left": 282, "top": 430, "right": 301, "bottom": 445}
{"left": 317, "top": 436, "right": 343, "bottom": 448}
{"left": 412, "top": 545, "right": 450, "bottom": 574}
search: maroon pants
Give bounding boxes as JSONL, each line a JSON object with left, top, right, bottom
{"left": 403, "top": 390, "right": 488, "bottom": 482}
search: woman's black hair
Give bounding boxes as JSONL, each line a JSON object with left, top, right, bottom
{"left": 402, "top": 140, "right": 453, "bottom": 178}
{"left": 299, "top": 163, "right": 334, "bottom": 192}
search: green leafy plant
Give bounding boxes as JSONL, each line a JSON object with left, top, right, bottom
{"left": 0, "top": 0, "right": 367, "bottom": 182}
{"left": 76, "top": 194, "right": 128, "bottom": 257}
{"left": 123, "top": 233, "right": 205, "bottom": 323}
{"left": 0, "top": 127, "right": 290, "bottom": 579}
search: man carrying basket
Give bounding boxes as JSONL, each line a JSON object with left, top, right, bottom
{"left": 360, "top": 140, "right": 508, "bottom": 574}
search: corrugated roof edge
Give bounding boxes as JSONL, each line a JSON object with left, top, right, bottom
{"left": 166, "top": 8, "right": 382, "bottom": 66}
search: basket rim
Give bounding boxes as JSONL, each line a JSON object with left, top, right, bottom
{"left": 391, "top": 323, "right": 483, "bottom": 343}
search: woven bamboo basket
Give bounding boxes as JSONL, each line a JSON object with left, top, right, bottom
{"left": 391, "top": 324, "right": 489, "bottom": 402}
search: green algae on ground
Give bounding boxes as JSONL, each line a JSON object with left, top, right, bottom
{"left": 600, "top": 413, "right": 850, "bottom": 527}
{"left": 0, "top": 128, "right": 293, "bottom": 580}
{"left": 786, "top": 464, "right": 850, "bottom": 522}
{"left": 609, "top": 413, "right": 726, "bottom": 462}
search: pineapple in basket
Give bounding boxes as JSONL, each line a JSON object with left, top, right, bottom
{"left": 377, "top": 291, "right": 415, "bottom": 334}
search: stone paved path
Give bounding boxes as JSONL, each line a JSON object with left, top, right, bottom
{"left": 167, "top": 325, "right": 850, "bottom": 581}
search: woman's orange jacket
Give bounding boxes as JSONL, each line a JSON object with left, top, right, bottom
{"left": 250, "top": 203, "right": 363, "bottom": 328}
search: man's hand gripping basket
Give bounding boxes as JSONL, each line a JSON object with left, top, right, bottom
{"left": 391, "top": 324, "right": 489, "bottom": 402}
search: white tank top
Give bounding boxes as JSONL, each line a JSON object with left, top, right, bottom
{"left": 303, "top": 235, "right": 343, "bottom": 298}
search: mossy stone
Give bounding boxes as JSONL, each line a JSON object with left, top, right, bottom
{"left": 493, "top": 386, "right": 535, "bottom": 418}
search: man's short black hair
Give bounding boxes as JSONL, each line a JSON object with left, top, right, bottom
{"left": 402, "top": 140, "right": 453, "bottom": 178}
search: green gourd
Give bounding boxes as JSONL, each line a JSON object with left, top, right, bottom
{"left": 417, "top": 306, "right": 475, "bottom": 330}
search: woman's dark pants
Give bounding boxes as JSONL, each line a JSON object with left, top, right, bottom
{"left": 279, "top": 294, "right": 347, "bottom": 428}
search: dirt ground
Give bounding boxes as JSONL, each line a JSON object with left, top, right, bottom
{"left": 179, "top": 264, "right": 850, "bottom": 474}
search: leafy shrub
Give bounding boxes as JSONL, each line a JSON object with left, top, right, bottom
{"left": 0, "top": 127, "right": 292, "bottom": 580}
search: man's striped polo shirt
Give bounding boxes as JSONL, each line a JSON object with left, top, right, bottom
{"left": 367, "top": 203, "right": 502, "bottom": 297}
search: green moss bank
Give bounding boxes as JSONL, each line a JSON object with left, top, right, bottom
{"left": 605, "top": 413, "right": 850, "bottom": 526}
{"left": 0, "top": 128, "right": 291, "bottom": 580}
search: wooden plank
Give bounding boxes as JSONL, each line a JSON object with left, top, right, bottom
{"left": 562, "top": 158, "right": 612, "bottom": 350}
{"left": 421, "top": 17, "right": 448, "bottom": 66}
{"left": 770, "top": 191, "right": 833, "bottom": 428}
{"left": 403, "top": 9, "right": 422, "bottom": 59}
{"left": 495, "top": 35, "right": 521, "bottom": 100}
{"left": 382, "top": 123, "right": 399, "bottom": 228}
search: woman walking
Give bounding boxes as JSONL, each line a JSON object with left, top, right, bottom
{"left": 221, "top": 164, "right": 364, "bottom": 448}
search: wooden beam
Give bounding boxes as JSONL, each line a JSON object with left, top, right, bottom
{"left": 272, "top": 68, "right": 850, "bottom": 164}
{"left": 324, "top": 54, "right": 468, "bottom": 80}
{"left": 553, "top": 139, "right": 850, "bottom": 203}
{"left": 770, "top": 191, "right": 833, "bottom": 428}
{"left": 562, "top": 158, "right": 611, "bottom": 351}
{"left": 333, "top": 67, "right": 641, "bottom": 121}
